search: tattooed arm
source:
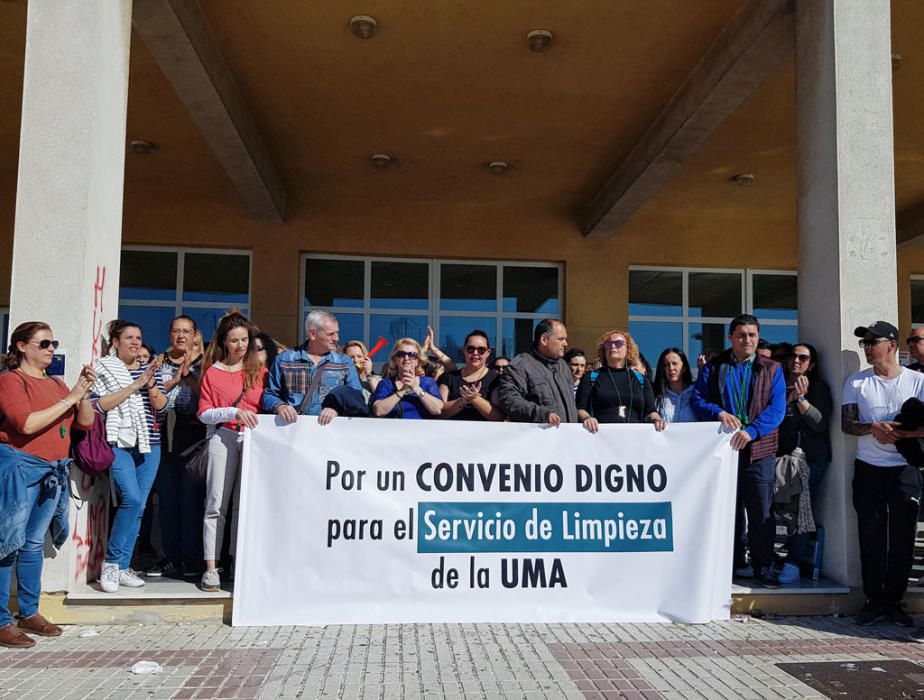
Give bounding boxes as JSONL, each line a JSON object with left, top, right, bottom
{"left": 842, "top": 403, "right": 900, "bottom": 443}
{"left": 841, "top": 403, "right": 870, "bottom": 436}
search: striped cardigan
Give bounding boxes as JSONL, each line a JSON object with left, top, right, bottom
{"left": 92, "top": 354, "right": 152, "bottom": 454}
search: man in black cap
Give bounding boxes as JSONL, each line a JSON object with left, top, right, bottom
{"left": 842, "top": 320, "right": 924, "bottom": 626}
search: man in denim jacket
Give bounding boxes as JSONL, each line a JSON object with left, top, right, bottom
{"left": 262, "top": 311, "right": 362, "bottom": 425}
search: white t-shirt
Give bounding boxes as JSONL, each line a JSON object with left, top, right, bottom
{"left": 842, "top": 367, "right": 924, "bottom": 466}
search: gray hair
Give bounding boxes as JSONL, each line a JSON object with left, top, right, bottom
{"left": 305, "top": 310, "right": 337, "bottom": 335}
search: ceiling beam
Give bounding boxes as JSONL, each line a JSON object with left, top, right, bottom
{"left": 132, "top": 0, "right": 286, "bottom": 222}
{"left": 579, "top": 0, "right": 793, "bottom": 239}
{"left": 897, "top": 200, "right": 924, "bottom": 250}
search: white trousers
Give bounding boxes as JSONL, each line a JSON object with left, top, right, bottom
{"left": 202, "top": 427, "right": 242, "bottom": 561}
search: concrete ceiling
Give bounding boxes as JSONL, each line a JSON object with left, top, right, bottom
{"left": 1, "top": 0, "right": 923, "bottom": 243}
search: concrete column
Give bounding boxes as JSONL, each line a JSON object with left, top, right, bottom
{"left": 10, "top": 0, "right": 132, "bottom": 593}
{"left": 795, "top": 0, "right": 896, "bottom": 586}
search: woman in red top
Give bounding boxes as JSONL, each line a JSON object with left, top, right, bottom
{"left": 197, "top": 310, "right": 267, "bottom": 592}
{"left": 0, "top": 322, "right": 95, "bottom": 648}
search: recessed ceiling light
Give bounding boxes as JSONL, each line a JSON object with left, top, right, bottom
{"left": 732, "top": 173, "right": 754, "bottom": 186}
{"left": 371, "top": 153, "right": 392, "bottom": 168}
{"left": 130, "top": 140, "right": 157, "bottom": 155}
{"left": 488, "top": 161, "right": 509, "bottom": 175}
{"left": 526, "top": 29, "right": 553, "bottom": 53}
{"left": 350, "top": 15, "right": 378, "bottom": 39}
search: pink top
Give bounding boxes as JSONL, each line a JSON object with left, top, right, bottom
{"left": 197, "top": 365, "right": 268, "bottom": 430}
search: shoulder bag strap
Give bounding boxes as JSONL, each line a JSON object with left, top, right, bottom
{"left": 297, "top": 364, "right": 325, "bottom": 415}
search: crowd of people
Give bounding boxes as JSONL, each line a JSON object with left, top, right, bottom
{"left": 1, "top": 306, "right": 924, "bottom": 647}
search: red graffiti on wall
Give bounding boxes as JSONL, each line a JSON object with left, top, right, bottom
{"left": 72, "top": 473, "right": 108, "bottom": 585}
{"left": 90, "top": 266, "right": 106, "bottom": 360}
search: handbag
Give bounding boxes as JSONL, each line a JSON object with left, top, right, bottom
{"left": 182, "top": 388, "right": 246, "bottom": 482}
{"left": 71, "top": 411, "right": 116, "bottom": 477}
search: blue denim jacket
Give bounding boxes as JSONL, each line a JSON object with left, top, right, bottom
{"left": 0, "top": 444, "right": 70, "bottom": 560}
{"left": 262, "top": 347, "right": 362, "bottom": 416}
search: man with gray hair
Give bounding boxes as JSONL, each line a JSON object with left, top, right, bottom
{"left": 262, "top": 310, "right": 362, "bottom": 425}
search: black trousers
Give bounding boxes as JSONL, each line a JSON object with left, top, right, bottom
{"left": 852, "top": 459, "right": 921, "bottom": 604}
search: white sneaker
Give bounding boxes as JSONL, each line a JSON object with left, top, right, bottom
{"left": 200, "top": 569, "right": 221, "bottom": 593}
{"left": 100, "top": 563, "right": 120, "bottom": 593}
{"left": 119, "top": 568, "right": 145, "bottom": 587}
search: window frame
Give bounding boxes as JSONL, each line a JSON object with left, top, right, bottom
{"left": 0, "top": 307, "right": 8, "bottom": 348}
{"left": 912, "top": 274, "right": 924, "bottom": 329}
{"left": 628, "top": 265, "right": 798, "bottom": 360}
{"left": 299, "top": 254, "right": 563, "bottom": 357}
{"left": 118, "top": 245, "right": 253, "bottom": 338}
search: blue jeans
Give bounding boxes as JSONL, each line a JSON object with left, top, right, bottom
{"left": 0, "top": 471, "right": 60, "bottom": 626}
{"left": 107, "top": 445, "right": 160, "bottom": 570}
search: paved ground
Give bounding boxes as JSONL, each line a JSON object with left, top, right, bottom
{"left": 2, "top": 615, "right": 924, "bottom": 699}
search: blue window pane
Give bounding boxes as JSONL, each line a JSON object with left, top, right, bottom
{"left": 370, "top": 314, "right": 429, "bottom": 350}
{"left": 440, "top": 265, "right": 497, "bottom": 312}
{"left": 689, "top": 272, "right": 741, "bottom": 318}
{"left": 629, "top": 321, "right": 683, "bottom": 367}
{"left": 370, "top": 262, "right": 428, "bottom": 310}
{"left": 752, "top": 274, "right": 797, "bottom": 321}
{"left": 182, "top": 307, "right": 249, "bottom": 345}
{"left": 501, "top": 318, "right": 541, "bottom": 358}
{"left": 183, "top": 253, "right": 249, "bottom": 305}
{"left": 439, "top": 317, "right": 496, "bottom": 362}
{"left": 304, "top": 259, "right": 364, "bottom": 308}
{"left": 502, "top": 267, "right": 559, "bottom": 314}
{"left": 118, "top": 305, "right": 176, "bottom": 353}
{"left": 758, "top": 325, "right": 798, "bottom": 346}
{"left": 689, "top": 323, "right": 728, "bottom": 366}
{"left": 629, "top": 270, "right": 683, "bottom": 317}
{"left": 326, "top": 313, "right": 365, "bottom": 349}
{"left": 120, "top": 250, "right": 178, "bottom": 301}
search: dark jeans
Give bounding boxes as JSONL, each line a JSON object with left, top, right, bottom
{"left": 733, "top": 452, "right": 776, "bottom": 574}
{"left": 852, "top": 459, "right": 921, "bottom": 604}
{"left": 157, "top": 415, "right": 206, "bottom": 561}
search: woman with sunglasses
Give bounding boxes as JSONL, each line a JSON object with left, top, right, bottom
{"left": 372, "top": 338, "right": 444, "bottom": 419}
{"left": 438, "top": 330, "right": 504, "bottom": 421}
{"left": 92, "top": 320, "right": 168, "bottom": 593}
{"left": 577, "top": 330, "right": 665, "bottom": 433}
{"left": 773, "top": 342, "right": 832, "bottom": 584}
{"left": 0, "top": 323, "right": 96, "bottom": 648}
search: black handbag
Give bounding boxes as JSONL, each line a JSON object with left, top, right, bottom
{"left": 182, "top": 388, "right": 246, "bottom": 482}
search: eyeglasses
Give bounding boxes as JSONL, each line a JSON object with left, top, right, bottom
{"left": 907, "top": 336, "right": 924, "bottom": 345}
{"left": 171, "top": 328, "right": 193, "bottom": 336}
{"left": 465, "top": 346, "right": 488, "bottom": 355}
{"left": 790, "top": 353, "right": 811, "bottom": 362}
{"left": 603, "top": 339, "right": 626, "bottom": 349}
{"left": 858, "top": 338, "right": 890, "bottom": 349}
{"left": 395, "top": 350, "right": 419, "bottom": 360}
{"left": 31, "top": 339, "right": 59, "bottom": 350}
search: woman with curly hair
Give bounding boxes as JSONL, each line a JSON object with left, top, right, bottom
{"left": 576, "top": 329, "right": 665, "bottom": 433}
{"left": 197, "top": 310, "right": 267, "bottom": 592}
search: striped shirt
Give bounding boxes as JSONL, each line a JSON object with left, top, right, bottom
{"left": 128, "top": 366, "right": 167, "bottom": 445}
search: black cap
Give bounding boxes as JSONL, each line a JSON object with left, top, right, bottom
{"left": 853, "top": 321, "right": 899, "bottom": 341}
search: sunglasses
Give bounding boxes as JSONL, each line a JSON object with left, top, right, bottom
{"left": 31, "top": 339, "right": 60, "bottom": 350}
{"left": 858, "top": 338, "right": 890, "bottom": 349}
{"left": 395, "top": 350, "right": 419, "bottom": 360}
{"left": 603, "top": 339, "right": 627, "bottom": 349}
{"left": 790, "top": 353, "right": 811, "bottom": 362}
{"left": 465, "top": 346, "right": 489, "bottom": 355}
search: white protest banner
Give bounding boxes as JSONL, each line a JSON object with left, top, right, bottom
{"left": 233, "top": 417, "right": 736, "bottom": 626}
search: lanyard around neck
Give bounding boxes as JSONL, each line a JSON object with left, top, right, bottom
{"left": 729, "top": 362, "right": 751, "bottom": 425}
